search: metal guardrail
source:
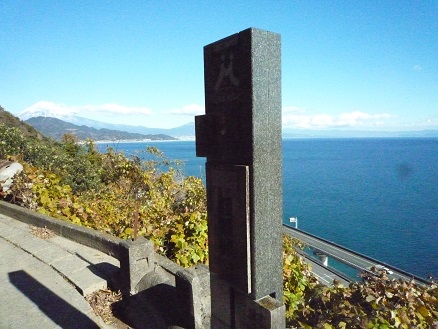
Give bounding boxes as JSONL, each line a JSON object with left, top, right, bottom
{"left": 297, "top": 249, "right": 352, "bottom": 284}
{"left": 283, "top": 224, "right": 431, "bottom": 285}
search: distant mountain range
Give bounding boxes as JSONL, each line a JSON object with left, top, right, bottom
{"left": 17, "top": 107, "right": 195, "bottom": 141}
{"left": 25, "top": 117, "right": 180, "bottom": 142}
{"left": 14, "top": 106, "right": 438, "bottom": 140}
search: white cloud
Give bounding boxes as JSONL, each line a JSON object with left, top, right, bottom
{"left": 82, "top": 103, "right": 153, "bottom": 115}
{"left": 21, "top": 101, "right": 79, "bottom": 116}
{"left": 282, "top": 109, "right": 392, "bottom": 129}
{"left": 337, "top": 111, "right": 391, "bottom": 127}
{"left": 20, "top": 101, "right": 398, "bottom": 130}
{"left": 412, "top": 65, "right": 423, "bottom": 71}
{"left": 18, "top": 100, "right": 201, "bottom": 128}
{"left": 18, "top": 101, "right": 79, "bottom": 120}
{"left": 20, "top": 101, "right": 153, "bottom": 118}
{"left": 168, "top": 104, "right": 204, "bottom": 116}
{"left": 406, "top": 116, "right": 438, "bottom": 128}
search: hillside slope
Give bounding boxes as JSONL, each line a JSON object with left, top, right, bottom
{"left": 25, "top": 117, "right": 177, "bottom": 141}
{"left": 0, "top": 106, "right": 47, "bottom": 141}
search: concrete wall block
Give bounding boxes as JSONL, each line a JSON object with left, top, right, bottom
{"left": 176, "top": 265, "right": 211, "bottom": 329}
{"left": 0, "top": 201, "right": 123, "bottom": 258}
{"left": 118, "top": 237, "right": 155, "bottom": 295}
{"left": 135, "top": 267, "right": 174, "bottom": 293}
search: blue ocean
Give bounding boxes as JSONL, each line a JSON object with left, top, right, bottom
{"left": 97, "top": 138, "right": 438, "bottom": 279}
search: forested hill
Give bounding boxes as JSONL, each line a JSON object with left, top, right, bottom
{"left": 0, "top": 106, "right": 47, "bottom": 141}
{"left": 25, "top": 116, "right": 177, "bottom": 141}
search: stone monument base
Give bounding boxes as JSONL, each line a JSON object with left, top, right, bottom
{"left": 210, "top": 274, "right": 285, "bottom": 329}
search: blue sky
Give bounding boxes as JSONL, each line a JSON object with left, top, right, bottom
{"left": 1, "top": 1, "right": 437, "bottom": 130}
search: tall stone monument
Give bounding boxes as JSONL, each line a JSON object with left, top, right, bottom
{"left": 196, "top": 28, "right": 285, "bottom": 328}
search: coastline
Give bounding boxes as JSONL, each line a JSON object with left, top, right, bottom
{"left": 85, "top": 136, "right": 195, "bottom": 144}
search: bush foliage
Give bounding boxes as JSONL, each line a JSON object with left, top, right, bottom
{"left": 1, "top": 123, "right": 436, "bottom": 327}
{"left": 1, "top": 124, "right": 207, "bottom": 267}
{"left": 282, "top": 235, "right": 437, "bottom": 328}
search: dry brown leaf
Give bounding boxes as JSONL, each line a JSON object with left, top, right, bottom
{"left": 30, "top": 226, "right": 55, "bottom": 239}
{"left": 85, "top": 289, "right": 123, "bottom": 324}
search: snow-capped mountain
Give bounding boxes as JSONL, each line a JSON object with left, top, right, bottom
{"left": 18, "top": 104, "right": 195, "bottom": 139}
{"left": 18, "top": 101, "right": 78, "bottom": 122}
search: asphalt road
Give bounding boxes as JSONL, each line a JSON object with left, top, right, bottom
{"left": 283, "top": 225, "right": 427, "bottom": 284}
{"left": 299, "top": 253, "right": 350, "bottom": 286}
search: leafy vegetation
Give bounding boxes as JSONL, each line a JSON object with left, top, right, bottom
{"left": 1, "top": 112, "right": 437, "bottom": 327}
{"left": 1, "top": 122, "right": 207, "bottom": 267}
{"left": 282, "top": 235, "right": 438, "bottom": 328}
{"left": 0, "top": 106, "right": 46, "bottom": 140}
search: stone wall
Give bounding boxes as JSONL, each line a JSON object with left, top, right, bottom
{"left": 0, "top": 200, "right": 211, "bottom": 328}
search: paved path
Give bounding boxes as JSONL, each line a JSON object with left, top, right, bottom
{"left": 0, "top": 213, "right": 120, "bottom": 328}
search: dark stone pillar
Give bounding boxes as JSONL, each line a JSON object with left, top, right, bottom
{"left": 196, "top": 28, "right": 284, "bottom": 328}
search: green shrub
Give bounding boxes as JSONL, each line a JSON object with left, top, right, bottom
{"left": 2, "top": 132, "right": 209, "bottom": 267}
{"left": 2, "top": 125, "right": 437, "bottom": 326}
{"left": 282, "top": 235, "right": 438, "bottom": 328}
{"left": 0, "top": 125, "right": 27, "bottom": 158}
{"left": 1, "top": 125, "right": 100, "bottom": 193}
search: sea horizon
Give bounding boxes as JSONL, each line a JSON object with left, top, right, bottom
{"left": 97, "top": 137, "right": 438, "bottom": 279}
